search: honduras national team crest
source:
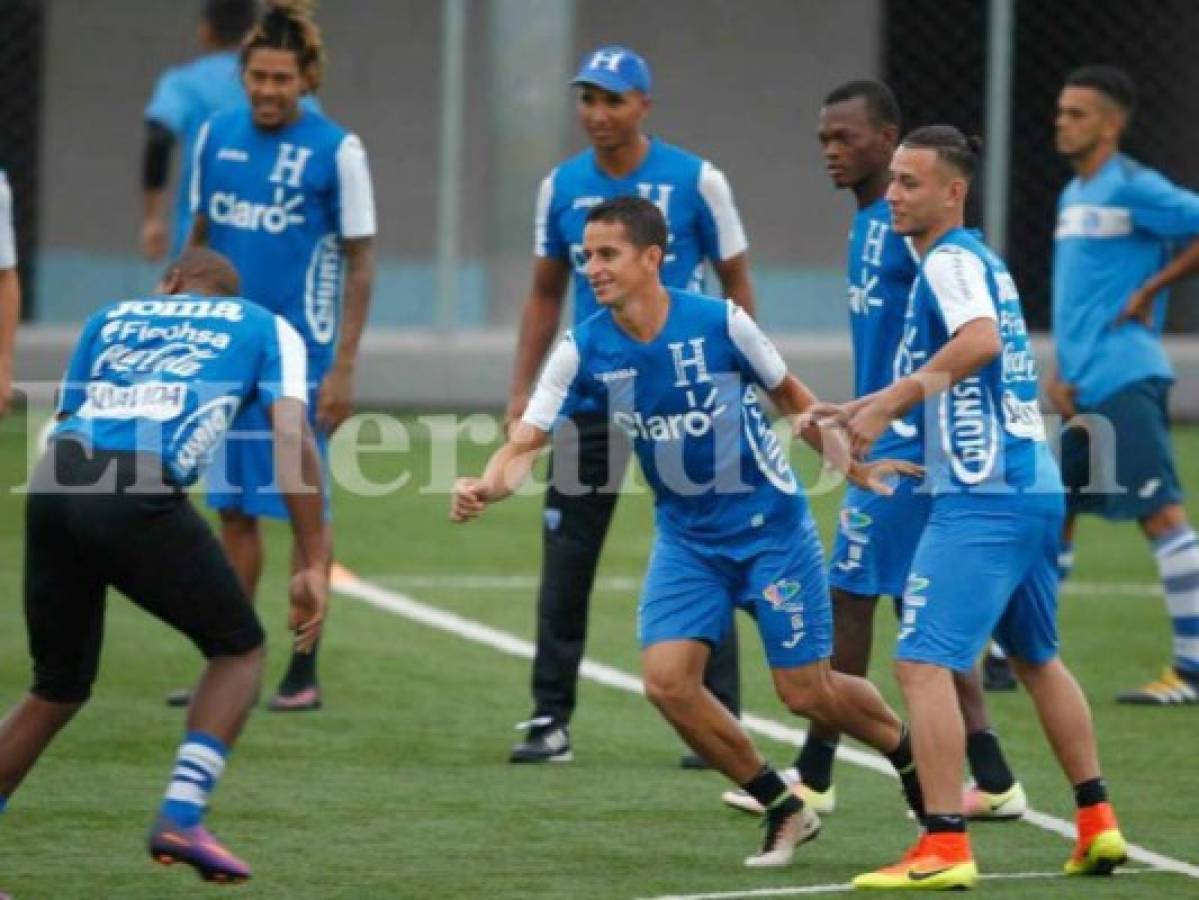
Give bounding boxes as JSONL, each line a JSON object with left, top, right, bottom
{"left": 763, "top": 579, "right": 806, "bottom": 649}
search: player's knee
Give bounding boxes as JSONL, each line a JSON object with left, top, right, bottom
{"left": 31, "top": 668, "right": 95, "bottom": 705}
{"left": 775, "top": 672, "right": 832, "bottom": 718}
{"left": 198, "top": 618, "right": 266, "bottom": 660}
{"left": 643, "top": 670, "right": 701, "bottom": 713}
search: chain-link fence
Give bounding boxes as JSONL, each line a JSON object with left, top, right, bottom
{"left": 0, "top": 0, "right": 43, "bottom": 320}
{"left": 886, "top": 0, "right": 1199, "bottom": 331}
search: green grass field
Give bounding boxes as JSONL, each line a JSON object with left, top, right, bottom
{"left": 0, "top": 411, "right": 1196, "bottom": 899}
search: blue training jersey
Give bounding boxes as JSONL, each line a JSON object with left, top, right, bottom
{"left": 145, "top": 52, "right": 324, "bottom": 257}
{"left": 523, "top": 289, "right": 806, "bottom": 552}
{"left": 190, "top": 106, "right": 376, "bottom": 375}
{"left": 53, "top": 295, "right": 308, "bottom": 487}
{"left": 898, "top": 229, "right": 1060, "bottom": 506}
{"left": 535, "top": 138, "right": 748, "bottom": 327}
{"left": 846, "top": 198, "right": 921, "bottom": 461}
{"left": 1053, "top": 153, "right": 1199, "bottom": 407}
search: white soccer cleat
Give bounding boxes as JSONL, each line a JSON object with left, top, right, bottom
{"left": 721, "top": 768, "right": 836, "bottom": 816}
{"left": 963, "top": 780, "right": 1028, "bottom": 820}
{"left": 743, "top": 800, "right": 821, "bottom": 868}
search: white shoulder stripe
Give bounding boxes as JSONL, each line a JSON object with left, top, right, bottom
{"left": 922, "top": 245, "right": 997, "bottom": 335}
{"left": 698, "top": 161, "right": 748, "bottom": 260}
{"left": 533, "top": 171, "right": 557, "bottom": 257}
{"left": 188, "top": 119, "right": 211, "bottom": 216}
{"left": 274, "top": 316, "right": 309, "bottom": 402}
{"left": 727, "top": 301, "right": 786, "bottom": 389}
{"left": 523, "top": 334, "right": 579, "bottom": 431}
{"left": 336, "top": 134, "right": 377, "bottom": 239}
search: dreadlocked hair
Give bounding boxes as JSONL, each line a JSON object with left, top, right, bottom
{"left": 241, "top": 0, "right": 325, "bottom": 91}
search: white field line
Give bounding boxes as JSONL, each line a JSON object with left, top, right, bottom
{"left": 638, "top": 866, "right": 1172, "bottom": 900}
{"left": 329, "top": 565, "right": 1199, "bottom": 882}
{"left": 360, "top": 572, "right": 1161, "bottom": 598}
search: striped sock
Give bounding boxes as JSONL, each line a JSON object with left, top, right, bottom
{"left": 159, "top": 731, "right": 228, "bottom": 828}
{"left": 1152, "top": 526, "right": 1199, "bottom": 677}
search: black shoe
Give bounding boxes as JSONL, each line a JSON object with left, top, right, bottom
{"left": 983, "top": 654, "right": 1018, "bottom": 692}
{"left": 679, "top": 752, "right": 712, "bottom": 770}
{"left": 509, "top": 716, "right": 572, "bottom": 763}
{"left": 165, "top": 688, "right": 192, "bottom": 708}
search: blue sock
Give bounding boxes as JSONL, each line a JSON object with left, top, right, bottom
{"left": 1057, "top": 541, "right": 1075, "bottom": 582}
{"left": 159, "top": 731, "right": 229, "bottom": 828}
{"left": 1152, "top": 527, "right": 1199, "bottom": 677}
{"left": 0, "top": 794, "right": 7, "bottom": 814}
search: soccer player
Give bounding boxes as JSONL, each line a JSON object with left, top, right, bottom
{"left": 187, "top": 0, "right": 377, "bottom": 710}
{"left": 0, "top": 248, "right": 328, "bottom": 884}
{"left": 454, "top": 197, "right": 927, "bottom": 867}
{"left": 505, "top": 45, "right": 752, "bottom": 766}
{"left": 1050, "top": 65, "right": 1199, "bottom": 704}
{"left": 833, "top": 127, "right": 1126, "bottom": 889}
{"left": 140, "top": 0, "right": 259, "bottom": 261}
{"left": 0, "top": 166, "right": 19, "bottom": 418}
{"left": 722, "top": 81, "right": 1026, "bottom": 822}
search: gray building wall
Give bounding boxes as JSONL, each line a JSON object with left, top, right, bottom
{"left": 35, "top": 0, "right": 881, "bottom": 331}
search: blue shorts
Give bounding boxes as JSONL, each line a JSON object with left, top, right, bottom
{"left": 206, "top": 386, "right": 331, "bottom": 521}
{"left": 1061, "top": 377, "right": 1183, "bottom": 521}
{"left": 639, "top": 516, "right": 833, "bottom": 669}
{"left": 896, "top": 500, "right": 1064, "bottom": 673}
{"left": 828, "top": 477, "right": 932, "bottom": 599}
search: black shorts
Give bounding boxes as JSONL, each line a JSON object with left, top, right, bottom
{"left": 1060, "top": 377, "right": 1184, "bottom": 521}
{"left": 24, "top": 438, "right": 265, "bottom": 703}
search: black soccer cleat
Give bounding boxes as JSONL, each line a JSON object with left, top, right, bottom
{"left": 509, "top": 717, "right": 572, "bottom": 763}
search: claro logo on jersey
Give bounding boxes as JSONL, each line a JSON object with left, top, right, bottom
{"left": 305, "top": 234, "right": 341, "bottom": 345}
{"left": 209, "top": 142, "right": 311, "bottom": 234}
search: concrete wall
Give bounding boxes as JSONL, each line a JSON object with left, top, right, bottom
{"left": 35, "top": 0, "right": 881, "bottom": 331}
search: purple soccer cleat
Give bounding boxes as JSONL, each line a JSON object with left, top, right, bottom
{"left": 147, "top": 816, "right": 252, "bottom": 884}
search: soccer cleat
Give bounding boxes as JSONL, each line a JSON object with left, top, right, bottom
{"left": 147, "top": 816, "right": 252, "bottom": 883}
{"left": 743, "top": 798, "right": 821, "bottom": 867}
{"left": 1064, "top": 802, "right": 1127, "bottom": 876}
{"left": 721, "top": 767, "right": 837, "bottom": 816}
{"left": 982, "top": 654, "right": 1017, "bottom": 692}
{"left": 963, "top": 781, "right": 1027, "bottom": 821}
{"left": 165, "top": 688, "right": 193, "bottom": 708}
{"left": 1115, "top": 669, "right": 1198, "bottom": 705}
{"left": 853, "top": 833, "right": 978, "bottom": 890}
{"left": 267, "top": 685, "right": 322, "bottom": 712}
{"left": 509, "top": 717, "right": 572, "bottom": 763}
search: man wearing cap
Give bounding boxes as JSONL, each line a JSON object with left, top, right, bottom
{"left": 504, "top": 45, "right": 755, "bottom": 766}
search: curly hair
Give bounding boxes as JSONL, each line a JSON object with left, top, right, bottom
{"left": 240, "top": 0, "right": 325, "bottom": 91}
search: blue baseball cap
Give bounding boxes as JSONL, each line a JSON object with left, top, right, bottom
{"left": 571, "top": 45, "right": 652, "bottom": 95}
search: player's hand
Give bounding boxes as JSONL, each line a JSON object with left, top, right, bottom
{"left": 1116, "top": 286, "right": 1155, "bottom": 327}
{"left": 845, "top": 399, "right": 894, "bottom": 459}
{"left": 140, "top": 218, "right": 168, "bottom": 261}
{"left": 793, "top": 401, "right": 850, "bottom": 434}
{"left": 504, "top": 393, "right": 530, "bottom": 438}
{"left": 288, "top": 567, "right": 327, "bottom": 653}
{"left": 450, "top": 477, "right": 490, "bottom": 523}
{"left": 1045, "top": 377, "right": 1077, "bottom": 421}
{"left": 317, "top": 365, "right": 354, "bottom": 434}
{"left": 848, "top": 459, "right": 925, "bottom": 496}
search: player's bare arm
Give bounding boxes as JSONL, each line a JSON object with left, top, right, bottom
{"left": 769, "top": 374, "right": 922, "bottom": 495}
{"left": 850, "top": 316, "right": 1001, "bottom": 457}
{"left": 1045, "top": 368, "right": 1078, "bottom": 420}
{"left": 269, "top": 397, "right": 329, "bottom": 651}
{"left": 318, "top": 236, "right": 375, "bottom": 433}
{"left": 1119, "top": 235, "right": 1199, "bottom": 325}
{"left": 185, "top": 211, "right": 209, "bottom": 249}
{"left": 0, "top": 267, "right": 19, "bottom": 418}
{"left": 713, "top": 252, "right": 756, "bottom": 319}
{"left": 505, "top": 257, "right": 571, "bottom": 428}
{"left": 451, "top": 422, "right": 550, "bottom": 523}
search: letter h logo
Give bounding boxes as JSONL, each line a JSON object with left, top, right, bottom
{"left": 668, "top": 338, "right": 711, "bottom": 388}
{"left": 269, "top": 143, "right": 313, "bottom": 188}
